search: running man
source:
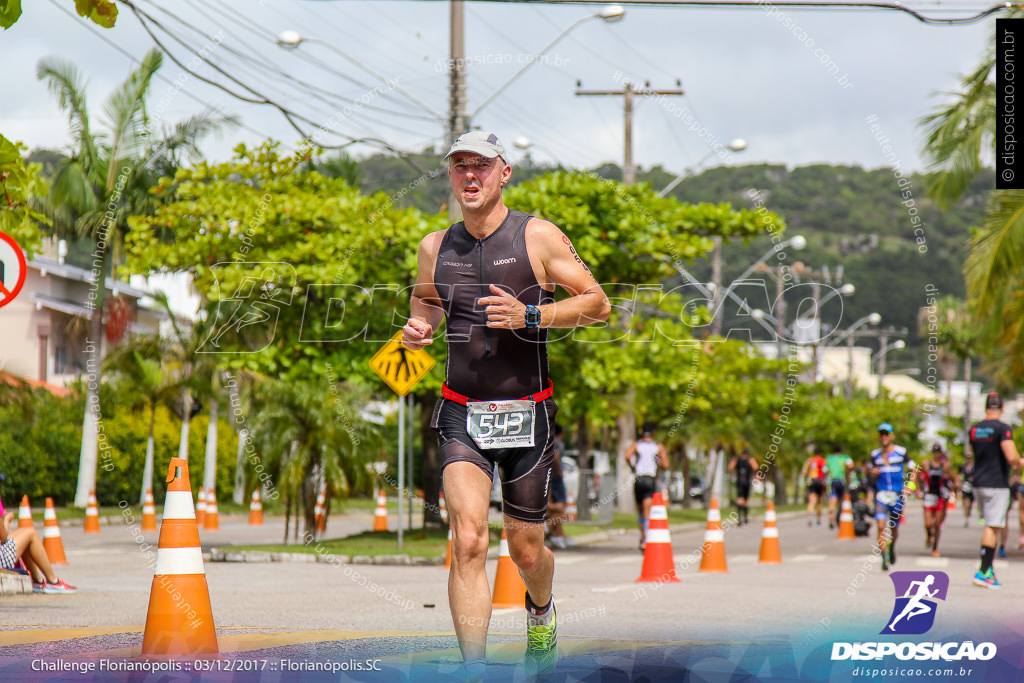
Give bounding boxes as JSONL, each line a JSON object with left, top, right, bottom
{"left": 887, "top": 574, "right": 939, "bottom": 632}
{"left": 624, "top": 429, "right": 670, "bottom": 551}
{"left": 918, "top": 444, "right": 956, "bottom": 557}
{"left": 871, "top": 422, "right": 913, "bottom": 571}
{"left": 968, "top": 392, "right": 1022, "bottom": 589}
{"left": 825, "top": 444, "right": 853, "bottom": 529}
{"left": 728, "top": 448, "right": 758, "bottom": 526}
{"left": 402, "top": 131, "right": 610, "bottom": 678}
{"left": 959, "top": 454, "right": 976, "bottom": 527}
{"left": 801, "top": 446, "right": 828, "bottom": 527}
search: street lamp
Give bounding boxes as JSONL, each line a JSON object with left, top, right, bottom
{"left": 513, "top": 136, "right": 563, "bottom": 167}
{"left": 472, "top": 5, "right": 626, "bottom": 119}
{"left": 657, "top": 138, "right": 748, "bottom": 198}
{"left": 874, "top": 339, "right": 906, "bottom": 397}
{"left": 830, "top": 312, "right": 881, "bottom": 398}
{"left": 276, "top": 31, "right": 445, "bottom": 121}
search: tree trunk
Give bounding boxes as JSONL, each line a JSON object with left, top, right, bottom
{"left": 234, "top": 429, "right": 248, "bottom": 506}
{"left": 203, "top": 399, "right": 218, "bottom": 496}
{"left": 140, "top": 403, "right": 156, "bottom": 505}
{"left": 283, "top": 494, "right": 291, "bottom": 545}
{"left": 614, "top": 391, "right": 636, "bottom": 514}
{"left": 74, "top": 247, "right": 109, "bottom": 508}
{"left": 178, "top": 389, "right": 192, "bottom": 461}
{"left": 681, "top": 442, "right": 691, "bottom": 509}
{"left": 963, "top": 356, "right": 972, "bottom": 436}
{"left": 419, "top": 390, "right": 442, "bottom": 527}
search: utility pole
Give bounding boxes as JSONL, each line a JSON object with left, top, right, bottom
{"left": 447, "top": 0, "right": 467, "bottom": 221}
{"left": 710, "top": 237, "right": 723, "bottom": 337}
{"left": 575, "top": 81, "right": 683, "bottom": 185}
{"left": 577, "top": 80, "right": 682, "bottom": 510}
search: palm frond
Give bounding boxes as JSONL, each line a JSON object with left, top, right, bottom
{"left": 964, "top": 189, "right": 1024, "bottom": 313}
{"left": 103, "top": 48, "right": 162, "bottom": 175}
{"left": 36, "top": 57, "right": 98, "bottom": 171}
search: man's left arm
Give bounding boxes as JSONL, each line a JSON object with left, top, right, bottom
{"left": 479, "top": 220, "right": 610, "bottom": 329}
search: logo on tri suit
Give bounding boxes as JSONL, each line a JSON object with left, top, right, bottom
{"left": 492, "top": 257, "right": 517, "bottom": 266}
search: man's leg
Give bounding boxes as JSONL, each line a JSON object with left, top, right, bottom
{"left": 506, "top": 518, "right": 553, "bottom": 609}
{"left": 443, "top": 462, "right": 494, "bottom": 663}
{"left": 12, "top": 528, "right": 57, "bottom": 584}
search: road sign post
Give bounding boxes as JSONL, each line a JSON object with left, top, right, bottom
{"left": 369, "top": 333, "right": 436, "bottom": 550}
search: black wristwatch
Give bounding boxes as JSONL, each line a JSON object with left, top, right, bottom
{"left": 524, "top": 305, "right": 541, "bottom": 329}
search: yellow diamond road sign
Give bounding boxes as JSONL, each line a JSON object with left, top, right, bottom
{"left": 369, "top": 332, "right": 436, "bottom": 396}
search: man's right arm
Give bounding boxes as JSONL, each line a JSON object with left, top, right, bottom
{"left": 402, "top": 231, "right": 445, "bottom": 350}
{"left": 1001, "top": 430, "right": 1022, "bottom": 471}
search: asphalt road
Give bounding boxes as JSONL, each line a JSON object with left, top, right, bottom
{"left": 0, "top": 500, "right": 1021, "bottom": 682}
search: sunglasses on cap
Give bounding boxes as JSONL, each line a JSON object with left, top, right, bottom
{"left": 878, "top": 430, "right": 891, "bottom": 436}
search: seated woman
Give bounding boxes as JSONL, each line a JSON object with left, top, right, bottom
{"left": 0, "top": 511, "right": 76, "bottom": 593}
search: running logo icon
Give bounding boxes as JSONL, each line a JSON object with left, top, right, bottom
{"left": 881, "top": 571, "right": 949, "bottom": 635}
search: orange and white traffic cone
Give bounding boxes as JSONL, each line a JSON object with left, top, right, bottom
{"left": 443, "top": 528, "right": 453, "bottom": 569}
{"left": 698, "top": 498, "right": 728, "bottom": 573}
{"left": 837, "top": 493, "right": 856, "bottom": 540}
{"left": 84, "top": 491, "right": 101, "bottom": 534}
{"left": 248, "top": 489, "right": 263, "bottom": 526}
{"left": 636, "top": 492, "right": 680, "bottom": 582}
{"left": 142, "top": 489, "right": 158, "bottom": 532}
{"left": 42, "top": 498, "right": 68, "bottom": 565}
{"left": 373, "top": 489, "right": 388, "bottom": 532}
{"left": 141, "top": 458, "right": 218, "bottom": 656}
{"left": 315, "top": 488, "right": 327, "bottom": 534}
{"left": 18, "top": 495, "right": 33, "bottom": 528}
{"left": 195, "top": 488, "right": 206, "bottom": 527}
{"left": 203, "top": 488, "right": 219, "bottom": 531}
{"left": 439, "top": 491, "right": 448, "bottom": 524}
{"left": 492, "top": 527, "right": 527, "bottom": 608}
{"left": 947, "top": 494, "right": 957, "bottom": 511}
{"left": 565, "top": 488, "right": 578, "bottom": 522}
{"left": 758, "top": 501, "right": 782, "bottom": 564}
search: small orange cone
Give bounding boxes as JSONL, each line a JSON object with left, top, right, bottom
{"left": 836, "top": 493, "right": 856, "bottom": 540}
{"left": 141, "top": 458, "right": 218, "bottom": 656}
{"left": 698, "top": 498, "right": 728, "bottom": 573}
{"left": 439, "top": 491, "right": 448, "bottom": 524}
{"left": 84, "top": 490, "right": 101, "bottom": 534}
{"left": 443, "top": 528, "right": 453, "bottom": 569}
{"left": 42, "top": 498, "right": 68, "bottom": 565}
{"left": 947, "top": 494, "right": 956, "bottom": 511}
{"left": 491, "top": 527, "right": 527, "bottom": 608}
{"left": 315, "top": 488, "right": 327, "bottom": 534}
{"left": 195, "top": 488, "right": 206, "bottom": 527}
{"left": 18, "top": 495, "right": 33, "bottom": 528}
{"left": 758, "top": 501, "right": 782, "bottom": 564}
{"left": 142, "top": 489, "right": 158, "bottom": 531}
{"left": 636, "top": 492, "right": 680, "bottom": 582}
{"left": 248, "top": 489, "right": 263, "bottom": 526}
{"left": 565, "top": 487, "right": 577, "bottom": 522}
{"left": 203, "top": 488, "right": 219, "bottom": 531}
{"left": 373, "top": 489, "right": 388, "bottom": 532}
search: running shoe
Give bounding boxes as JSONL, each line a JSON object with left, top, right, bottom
{"left": 998, "top": 546, "right": 1007, "bottom": 559}
{"left": 31, "top": 580, "right": 45, "bottom": 593}
{"left": 888, "top": 544, "right": 896, "bottom": 565}
{"left": 42, "top": 578, "right": 77, "bottom": 594}
{"left": 881, "top": 556, "right": 889, "bottom": 571}
{"left": 524, "top": 603, "right": 557, "bottom": 680}
{"left": 931, "top": 549, "right": 940, "bottom": 558}
{"left": 973, "top": 570, "right": 1001, "bottom": 589}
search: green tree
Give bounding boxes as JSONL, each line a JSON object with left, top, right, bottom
{"left": 1, "top": 0, "right": 116, "bottom": 30}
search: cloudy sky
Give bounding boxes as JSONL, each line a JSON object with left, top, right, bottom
{"left": 2, "top": 0, "right": 997, "bottom": 176}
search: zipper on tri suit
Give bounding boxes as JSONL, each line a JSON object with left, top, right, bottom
{"left": 478, "top": 239, "right": 492, "bottom": 356}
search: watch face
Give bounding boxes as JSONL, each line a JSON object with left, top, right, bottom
{"left": 526, "top": 307, "right": 541, "bottom": 326}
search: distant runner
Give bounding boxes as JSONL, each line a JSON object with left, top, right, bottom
{"left": 917, "top": 444, "right": 956, "bottom": 557}
{"left": 871, "top": 422, "right": 912, "bottom": 571}
{"left": 801, "top": 446, "right": 828, "bottom": 527}
{"left": 624, "top": 429, "right": 669, "bottom": 552}
{"left": 825, "top": 444, "right": 853, "bottom": 529}
{"left": 728, "top": 449, "right": 758, "bottom": 526}
{"left": 968, "top": 392, "right": 1022, "bottom": 589}
{"left": 959, "top": 454, "right": 975, "bottom": 527}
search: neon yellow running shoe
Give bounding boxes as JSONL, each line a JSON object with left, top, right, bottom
{"left": 524, "top": 603, "right": 558, "bottom": 680}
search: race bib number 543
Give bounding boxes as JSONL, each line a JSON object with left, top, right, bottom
{"left": 466, "top": 400, "right": 535, "bottom": 449}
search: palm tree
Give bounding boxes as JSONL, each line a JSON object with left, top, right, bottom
{"left": 249, "top": 377, "right": 379, "bottom": 541}
{"left": 36, "top": 48, "right": 235, "bottom": 506}
{"left": 102, "top": 337, "right": 177, "bottom": 504}
{"left": 919, "top": 9, "right": 1024, "bottom": 386}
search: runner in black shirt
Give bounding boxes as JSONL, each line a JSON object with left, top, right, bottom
{"left": 968, "top": 392, "right": 1022, "bottom": 589}
{"left": 728, "top": 449, "right": 757, "bottom": 526}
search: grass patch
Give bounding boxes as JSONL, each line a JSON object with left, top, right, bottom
{"left": 229, "top": 527, "right": 451, "bottom": 557}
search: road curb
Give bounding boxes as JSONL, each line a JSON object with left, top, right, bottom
{"left": 206, "top": 548, "right": 444, "bottom": 566}
{"left": 0, "top": 569, "right": 32, "bottom": 595}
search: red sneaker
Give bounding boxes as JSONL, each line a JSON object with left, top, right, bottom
{"left": 42, "top": 578, "right": 77, "bottom": 594}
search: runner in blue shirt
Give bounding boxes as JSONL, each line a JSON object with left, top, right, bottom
{"left": 871, "top": 422, "right": 914, "bottom": 571}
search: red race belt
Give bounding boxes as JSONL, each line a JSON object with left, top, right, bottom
{"left": 441, "top": 380, "right": 553, "bottom": 406}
